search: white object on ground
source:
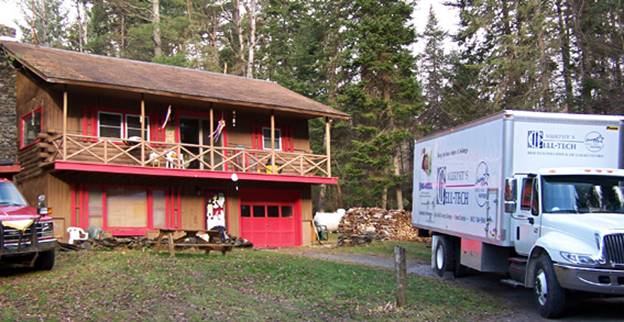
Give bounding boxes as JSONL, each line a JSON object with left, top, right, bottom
{"left": 313, "top": 208, "right": 346, "bottom": 232}
{"left": 67, "top": 227, "right": 89, "bottom": 244}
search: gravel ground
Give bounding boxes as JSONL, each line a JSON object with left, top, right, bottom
{"left": 275, "top": 248, "right": 624, "bottom": 321}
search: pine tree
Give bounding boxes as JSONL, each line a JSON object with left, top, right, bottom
{"left": 419, "top": 6, "right": 450, "bottom": 131}
{"left": 18, "top": 0, "right": 68, "bottom": 48}
{"left": 338, "top": 0, "right": 422, "bottom": 209}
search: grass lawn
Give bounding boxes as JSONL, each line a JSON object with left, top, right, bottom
{"left": 322, "top": 234, "right": 432, "bottom": 263}
{"left": 0, "top": 249, "right": 502, "bottom": 321}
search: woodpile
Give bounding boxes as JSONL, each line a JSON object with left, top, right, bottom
{"left": 337, "top": 207, "right": 422, "bottom": 246}
{"left": 59, "top": 235, "right": 252, "bottom": 252}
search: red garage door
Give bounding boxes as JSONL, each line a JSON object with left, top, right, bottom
{"left": 240, "top": 202, "right": 299, "bottom": 248}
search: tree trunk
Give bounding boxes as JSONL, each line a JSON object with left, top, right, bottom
{"left": 246, "top": 0, "right": 257, "bottom": 78}
{"left": 571, "top": 0, "right": 593, "bottom": 113}
{"left": 233, "top": 0, "right": 245, "bottom": 74}
{"left": 556, "top": 0, "right": 573, "bottom": 112}
{"left": 381, "top": 186, "right": 388, "bottom": 210}
{"left": 394, "top": 152, "right": 403, "bottom": 210}
{"left": 75, "top": 0, "right": 84, "bottom": 52}
{"left": 152, "top": 0, "right": 162, "bottom": 57}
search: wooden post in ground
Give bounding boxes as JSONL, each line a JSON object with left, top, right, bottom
{"left": 394, "top": 245, "right": 407, "bottom": 307}
{"left": 62, "top": 88, "right": 68, "bottom": 160}
{"left": 325, "top": 117, "right": 331, "bottom": 177}
{"left": 140, "top": 96, "right": 145, "bottom": 165}
{"left": 270, "top": 112, "right": 275, "bottom": 172}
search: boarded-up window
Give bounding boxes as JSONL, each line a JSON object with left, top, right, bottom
{"left": 106, "top": 188, "right": 147, "bottom": 227}
{"left": 153, "top": 190, "right": 166, "bottom": 228}
{"left": 88, "top": 188, "right": 103, "bottom": 229}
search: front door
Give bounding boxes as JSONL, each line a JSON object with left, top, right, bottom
{"left": 512, "top": 175, "right": 541, "bottom": 255}
{"left": 179, "top": 118, "right": 223, "bottom": 170}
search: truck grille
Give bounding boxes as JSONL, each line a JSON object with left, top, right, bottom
{"left": 604, "top": 234, "right": 624, "bottom": 265}
{"left": 1, "top": 222, "right": 52, "bottom": 246}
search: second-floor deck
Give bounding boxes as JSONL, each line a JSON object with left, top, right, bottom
{"left": 39, "top": 133, "right": 332, "bottom": 181}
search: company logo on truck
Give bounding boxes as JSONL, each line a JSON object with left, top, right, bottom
{"left": 436, "top": 167, "right": 447, "bottom": 205}
{"left": 527, "top": 130, "right": 545, "bottom": 149}
{"left": 584, "top": 131, "right": 604, "bottom": 152}
{"left": 475, "top": 161, "right": 490, "bottom": 207}
{"left": 527, "top": 130, "right": 577, "bottom": 151}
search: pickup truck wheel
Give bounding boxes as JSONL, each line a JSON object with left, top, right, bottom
{"left": 433, "top": 236, "right": 452, "bottom": 277}
{"left": 534, "top": 255, "right": 566, "bottom": 318}
{"left": 33, "top": 250, "right": 55, "bottom": 271}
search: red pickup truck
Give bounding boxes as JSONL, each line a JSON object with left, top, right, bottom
{"left": 0, "top": 179, "right": 56, "bottom": 270}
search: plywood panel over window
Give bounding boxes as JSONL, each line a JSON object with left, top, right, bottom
{"left": 153, "top": 189, "right": 166, "bottom": 228}
{"left": 107, "top": 188, "right": 147, "bottom": 227}
{"left": 88, "top": 188, "right": 103, "bottom": 229}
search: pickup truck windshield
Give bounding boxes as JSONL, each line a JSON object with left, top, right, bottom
{"left": 0, "top": 182, "right": 27, "bottom": 207}
{"left": 542, "top": 175, "right": 624, "bottom": 214}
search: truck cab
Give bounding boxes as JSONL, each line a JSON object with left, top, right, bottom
{"left": 505, "top": 168, "right": 624, "bottom": 316}
{"left": 0, "top": 179, "right": 56, "bottom": 270}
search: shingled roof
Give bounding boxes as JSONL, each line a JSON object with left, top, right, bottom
{"left": 1, "top": 41, "right": 349, "bottom": 120}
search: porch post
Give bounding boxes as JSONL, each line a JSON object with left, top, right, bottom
{"left": 270, "top": 112, "right": 276, "bottom": 171}
{"left": 209, "top": 106, "right": 214, "bottom": 170}
{"left": 140, "top": 95, "right": 145, "bottom": 165}
{"left": 62, "top": 87, "right": 68, "bottom": 160}
{"left": 325, "top": 117, "right": 331, "bottom": 177}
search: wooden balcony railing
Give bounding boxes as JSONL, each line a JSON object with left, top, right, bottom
{"left": 44, "top": 133, "right": 331, "bottom": 178}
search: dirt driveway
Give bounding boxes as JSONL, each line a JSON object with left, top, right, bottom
{"left": 276, "top": 248, "right": 624, "bottom": 321}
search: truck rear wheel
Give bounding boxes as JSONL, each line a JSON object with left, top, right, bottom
{"left": 433, "top": 236, "right": 452, "bottom": 277}
{"left": 534, "top": 255, "right": 566, "bottom": 318}
{"left": 33, "top": 250, "right": 55, "bottom": 271}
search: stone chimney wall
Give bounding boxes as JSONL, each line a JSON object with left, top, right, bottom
{"left": 0, "top": 25, "right": 16, "bottom": 39}
{"left": 0, "top": 53, "right": 17, "bottom": 163}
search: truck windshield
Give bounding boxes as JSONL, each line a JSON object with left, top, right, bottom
{"left": 0, "top": 182, "right": 27, "bottom": 207}
{"left": 542, "top": 175, "right": 624, "bottom": 214}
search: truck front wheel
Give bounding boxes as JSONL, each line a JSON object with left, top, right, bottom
{"left": 33, "top": 250, "right": 55, "bottom": 271}
{"left": 433, "top": 236, "right": 452, "bottom": 277}
{"left": 534, "top": 255, "right": 566, "bottom": 318}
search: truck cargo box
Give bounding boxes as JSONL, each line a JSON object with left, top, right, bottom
{"left": 412, "top": 110, "right": 624, "bottom": 246}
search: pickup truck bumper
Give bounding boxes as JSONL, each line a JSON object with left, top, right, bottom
{"left": 554, "top": 263, "right": 624, "bottom": 295}
{"left": 0, "top": 239, "right": 57, "bottom": 257}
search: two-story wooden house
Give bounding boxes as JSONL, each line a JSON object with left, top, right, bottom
{"left": 0, "top": 41, "right": 348, "bottom": 247}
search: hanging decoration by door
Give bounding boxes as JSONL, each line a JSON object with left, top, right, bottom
{"left": 206, "top": 192, "right": 226, "bottom": 230}
{"left": 212, "top": 119, "right": 226, "bottom": 142}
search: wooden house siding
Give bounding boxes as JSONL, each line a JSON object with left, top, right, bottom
{"left": 3, "top": 43, "right": 341, "bottom": 247}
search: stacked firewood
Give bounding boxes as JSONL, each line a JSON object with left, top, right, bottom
{"left": 59, "top": 235, "right": 253, "bottom": 252}
{"left": 337, "top": 207, "right": 422, "bottom": 246}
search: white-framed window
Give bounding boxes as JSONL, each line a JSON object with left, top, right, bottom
{"left": 98, "top": 112, "right": 122, "bottom": 138}
{"left": 262, "top": 127, "right": 281, "bottom": 151}
{"left": 125, "top": 114, "right": 149, "bottom": 139}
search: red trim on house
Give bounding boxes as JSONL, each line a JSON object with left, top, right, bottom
{"left": 0, "top": 165, "right": 21, "bottom": 175}
{"left": 19, "top": 106, "right": 43, "bottom": 150}
{"left": 53, "top": 161, "right": 338, "bottom": 185}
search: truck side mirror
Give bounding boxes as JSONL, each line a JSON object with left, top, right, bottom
{"left": 504, "top": 178, "right": 517, "bottom": 213}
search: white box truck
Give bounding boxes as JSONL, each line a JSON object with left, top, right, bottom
{"left": 412, "top": 110, "right": 624, "bottom": 318}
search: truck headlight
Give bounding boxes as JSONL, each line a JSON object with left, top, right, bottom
{"left": 40, "top": 221, "right": 54, "bottom": 237}
{"left": 560, "top": 252, "right": 601, "bottom": 266}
